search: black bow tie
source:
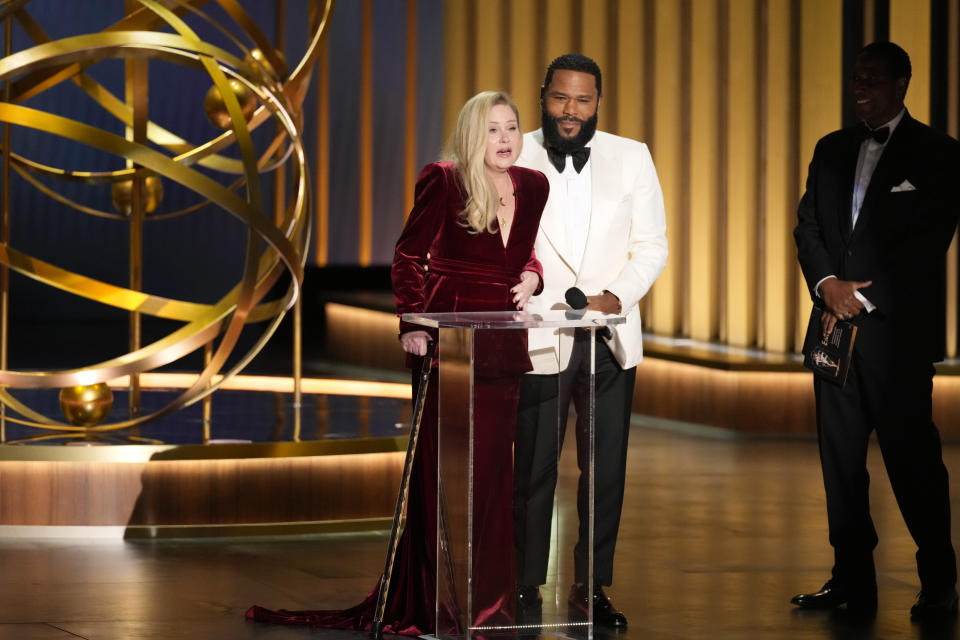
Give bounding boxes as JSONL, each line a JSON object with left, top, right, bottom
{"left": 546, "top": 146, "right": 591, "bottom": 174}
{"left": 861, "top": 124, "right": 890, "bottom": 144}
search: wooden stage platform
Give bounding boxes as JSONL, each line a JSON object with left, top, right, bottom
{"left": 2, "top": 426, "right": 958, "bottom": 639}
{"left": 3, "top": 292, "right": 960, "bottom": 638}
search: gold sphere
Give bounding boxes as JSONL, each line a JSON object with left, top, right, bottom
{"left": 110, "top": 175, "right": 163, "bottom": 216}
{"left": 245, "top": 48, "right": 288, "bottom": 81}
{"left": 59, "top": 383, "right": 114, "bottom": 427}
{"left": 203, "top": 79, "right": 257, "bottom": 130}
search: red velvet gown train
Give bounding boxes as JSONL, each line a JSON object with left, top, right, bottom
{"left": 246, "top": 162, "right": 550, "bottom": 635}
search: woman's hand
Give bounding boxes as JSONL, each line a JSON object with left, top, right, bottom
{"left": 511, "top": 270, "right": 540, "bottom": 310}
{"left": 400, "top": 330, "right": 431, "bottom": 356}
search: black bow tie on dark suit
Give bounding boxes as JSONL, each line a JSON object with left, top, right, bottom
{"left": 861, "top": 124, "right": 890, "bottom": 144}
{"left": 546, "top": 146, "right": 591, "bottom": 174}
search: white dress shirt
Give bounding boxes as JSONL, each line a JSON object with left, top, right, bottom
{"left": 852, "top": 108, "right": 905, "bottom": 227}
{"left": 545, "top": 152, "right": 592, "bottom": 273}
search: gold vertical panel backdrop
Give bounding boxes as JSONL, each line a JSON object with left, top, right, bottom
{"left": 433, "top": 0, "right": 957, "bottom": 356}
{"left": 947, "top": 0, "right": 960, "bottom": 357}
{"left": 439, "top": 0, "right": 846, "bottom": 353}
{"left": 309, "top": 0, "right": 960, "bottom": 357}
{"left": 795, "top": 0, "right": 843, "bottom": 350}
{"left": 688, "top": 0, "right": 720, "bottom": 343}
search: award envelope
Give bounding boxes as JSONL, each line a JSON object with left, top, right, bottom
{"left": 803, "top": 306, "right": 857, "bottom": 387}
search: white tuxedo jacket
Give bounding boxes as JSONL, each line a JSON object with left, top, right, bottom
{"left": 517, "top": 129, "right": 668, "bottom": 374}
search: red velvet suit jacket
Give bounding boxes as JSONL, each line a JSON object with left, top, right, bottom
{"left": 391, "top": 162, "right": 549, "bottom": 375}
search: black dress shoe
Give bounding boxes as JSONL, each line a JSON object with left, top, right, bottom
{"left": 790, "top": 580, "right": 877, "bottom": 612}
{"left": 517, "top": 584, "right": 542, "bottom": 625}
{"left": 568, "top": 583, "right": 628, "bottom": 628}
{"left": 910, "top": 589, "right": 959, "bottom": 618}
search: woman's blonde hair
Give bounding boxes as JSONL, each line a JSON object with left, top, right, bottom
{"left": 444, "top": 90, "right": 522, "bottom": 234}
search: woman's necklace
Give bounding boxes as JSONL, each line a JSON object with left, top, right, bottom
{"left": 497, "top": 190, "right": 514, "bottom": 227}
{"left": 493, "top": 173, "right": 515, "bottom": 234}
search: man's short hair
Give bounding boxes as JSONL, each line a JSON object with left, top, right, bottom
{"left": 860, "top": 41, "right": 912, "bottom": 82}
{"left": 542, "top": 53, "right": 602, "bottom": 97}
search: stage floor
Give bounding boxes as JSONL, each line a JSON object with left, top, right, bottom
{"left": 2, "top": 423, "right": 959, "bottom": 640}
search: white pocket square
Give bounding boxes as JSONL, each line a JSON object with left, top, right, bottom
{"left": 890, "top": 179, "right": 916, "bottom": 192}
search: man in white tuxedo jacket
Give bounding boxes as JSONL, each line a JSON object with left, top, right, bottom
{"left": 513, "top": 53, "right": 668, "bottom": 628}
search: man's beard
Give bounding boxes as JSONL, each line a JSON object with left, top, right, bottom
{"left": 541, "top": 110, "right": 598, "bottom": 154}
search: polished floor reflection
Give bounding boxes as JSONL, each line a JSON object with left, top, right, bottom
{"left": 2, "top": 422, "right": 960, "bottom": 639}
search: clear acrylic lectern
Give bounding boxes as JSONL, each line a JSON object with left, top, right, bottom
{"left": 401, "top": 310, "right": 625, "bottom": 640}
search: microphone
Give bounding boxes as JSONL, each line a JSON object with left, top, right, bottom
{"left": 565, "top": 287, "right": 588, "bottom": 310}
{"left": 564, "top": 287, "right": 611, "bottom": 339}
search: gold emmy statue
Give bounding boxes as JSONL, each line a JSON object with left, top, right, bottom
{"left": 0, "top": 0, "right": 335, "bottom": 443}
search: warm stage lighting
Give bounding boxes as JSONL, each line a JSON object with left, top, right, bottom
{"left": 104, "top": 373, "right": 410, "bottom": 399}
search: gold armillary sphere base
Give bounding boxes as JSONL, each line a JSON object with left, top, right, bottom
{"left": 59, "top": 383, "right": 114, "bottom": 427}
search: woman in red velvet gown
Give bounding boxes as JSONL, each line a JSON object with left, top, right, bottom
{"left": 247, "top": 91, "right": 549, "bottom": 635}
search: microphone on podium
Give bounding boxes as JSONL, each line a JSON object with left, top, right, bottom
{"left": 565, "top": 287, "right": 589, "bottom": 310}
{"left": 564, "top": 287, "right": 612, "bottom": 339}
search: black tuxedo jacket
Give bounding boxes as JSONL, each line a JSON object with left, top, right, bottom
{"left": 795, "top": 112, "right": 960, "bottom": 364}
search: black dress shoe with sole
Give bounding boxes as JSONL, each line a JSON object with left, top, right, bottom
{"left": 568, "top": 583, "right": 628, "bottom": 628}
{"left": 517, "top": 584, "right": 542, "bottom": 626}
{"left": 911, "top": 589, "right": 959, "bottom": 618}
{"left": 791, "top": 580, "right": 877, "bottom": 613}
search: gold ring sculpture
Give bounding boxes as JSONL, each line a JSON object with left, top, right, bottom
{"left": 0, "top": 0, "right": 334, "bottom": 439}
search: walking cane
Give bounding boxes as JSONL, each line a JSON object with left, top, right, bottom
{"left": 371, "top": 340, "right": 435, "bottom": 640}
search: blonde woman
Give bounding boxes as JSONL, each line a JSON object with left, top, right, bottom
{"left": 248, "top": 91, "right": 549, "bottom": 634}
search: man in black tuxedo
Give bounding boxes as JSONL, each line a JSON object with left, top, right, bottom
{"left": 792, "top": 41, "right": 960, "bottom": 618}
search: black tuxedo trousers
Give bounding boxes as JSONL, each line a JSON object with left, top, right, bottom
{"left": 816, "top": 346, "right": 956, "bottom": 593}
{"left": 513, "top": 333, "right": 636, "bottom": 587}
